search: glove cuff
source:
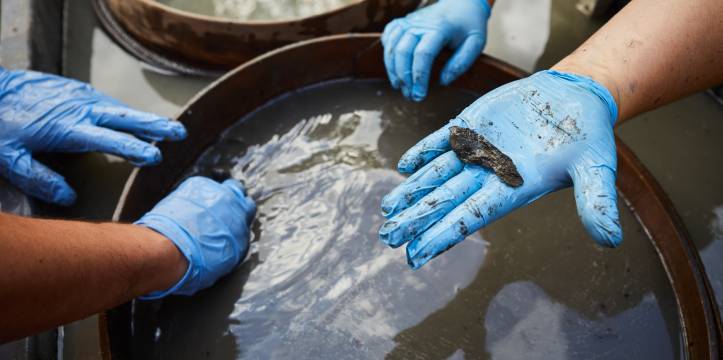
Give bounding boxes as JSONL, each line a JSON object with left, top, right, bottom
{"left": 542, "top": 70, "right": 619, "bottom": 127}
{"left": 134, "top": 214, "right": 198, "bottom": 300}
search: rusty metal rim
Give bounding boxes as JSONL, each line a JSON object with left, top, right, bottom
{"left": 102, "top": 34, "right": 721, "bottom": 359}
{"left": 137, "top": 0, "right": 370, "bottom": 26}
{"left": 102, "top": 0, "right": 421, "bottom": 70}
{"left": 91, "top": 0, "right": 225, "bottom": 77}
{"left": 93, "top": 0, "right": 422, "bottom": 75}
{"left": 143, "top": 0, "right": 368, "bottom": 25}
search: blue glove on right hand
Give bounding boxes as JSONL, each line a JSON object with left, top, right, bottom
{"left": 135, "top": 176, "right": 256, "bottom": 299}
{"left": 382, "top": 0, "right": 491, "bottom": 101}
{"left": 380, "top": 70, "right": 621, "bottom": 269}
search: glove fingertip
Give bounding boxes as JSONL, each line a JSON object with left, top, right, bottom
{"left": 592, "top": 219, "right": 623, "bottom": 248}
{"left": 378, "top": 220, "right": 403, "bottom": 248}
{"left": 397, "top": 156, "right": 422, "bottom": 174}
{"left": 411, "top": 86, "right": 427, "bottom": 102}
{"left": 580, "top": 205, "right": 623, "bottom": 248}
{"left": 570, "top": 161, "right": 621, "bottom": 248}
{"left": 168, "top": 121, "right": 188, "bottom": 141}
{"left": 380, "top": 195, "right": 398, "bottom": 218}
{"left": 222, "top": 179, "right": 257, "bottom": 218}
{"left": 406, "top": 247, "right": 428, "bottom": 270}
{"left": 16, "top": 162, "right": 77, "bottom": 206}
{"left": 439, "top": 71, "right": 456, "bottom": 86}
{"left": 241, "top": 192, "right": 258, "bottom": 217}
{"left": 133, "top": 146, "right": 162, "bottom": 166}
{"left": 222, "top": 178, "right": 247, "bottom": 197}
{"left": 53, "top": 186, "right": 77, "bottom": 206}
{"left": 38, "top": 179, "right": 76, "bottom": 206}
{"left": 401, "top": 85, "right": 411, "bottom": 100}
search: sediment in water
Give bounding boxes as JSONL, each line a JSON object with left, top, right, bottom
{"left": 129, "top": 80, "right": 680, "bottom": 360}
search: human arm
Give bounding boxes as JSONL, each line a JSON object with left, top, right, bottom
{"left": 0, "top": 213, "right": 185, "bottom": 342}
{"left": 553, "top": 0, "right": 723, "bottom": 123}
{"left": 0, "top": 177, "right": 256, "bottom": 342}
{"left": 0, "top": 69, "right": 187, "bottom": 206}
{"left": 382, "top": 0, "right": 494, "bottom": 101}
{"left": 379, "top": 0, "right": 723, "bottom": 268}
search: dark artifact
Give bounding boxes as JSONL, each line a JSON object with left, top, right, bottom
{"left": 449, "top": 125, "right": 523, "bottom": 187}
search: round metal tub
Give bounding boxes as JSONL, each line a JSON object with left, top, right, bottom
{"left": 92, "top": 0, "right": 420, "bottom": 75}
{"left": 105, "top": 34, "right": 721, "bottom": 359}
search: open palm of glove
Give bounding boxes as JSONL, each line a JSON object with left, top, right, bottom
{"left": 136, "top": 177, "right": 257, "bottom": 299}
{"left": 379, "top": 70, "right": 621, "bottom": 269}
{"left": 382, "top": 0, "right": 491, "bottom": 102}
{"left": 0, "top": 69, "right": 186, "bottom": 205}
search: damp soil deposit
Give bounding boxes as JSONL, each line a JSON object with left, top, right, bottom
{"left": 129, "top": 80, "right": 682, "bottom": 359}
{"left": 155, "top": 0, "right": 359, "bottom": 21}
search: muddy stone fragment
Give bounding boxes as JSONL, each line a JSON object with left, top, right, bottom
{"left": 449, "top": 126, "right": 524, "bottom": 187}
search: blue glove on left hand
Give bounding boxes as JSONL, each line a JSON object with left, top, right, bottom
{"left": 135, "top": 176, "right": 257, "bottom": 299}
{"left": 0, "top": 69, "right": 187, "bottom": 206}
{"left": 379, "top": 70, "right": 621, "bottom": 269}
{"left": 382, "top": 0, "right": 491, "bottom": 101}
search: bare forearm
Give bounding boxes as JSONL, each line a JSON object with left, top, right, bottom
{"left": 553, "top": 0, "right": 723, "bottom": 123}
{"left": 0, "top": 213, "right": 186, "bottom": 342}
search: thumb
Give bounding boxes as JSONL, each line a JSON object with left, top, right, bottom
{"left": 0, "top": 147, "right": 76, "bottom": 206}
{"left": 569, "top": 157, "right": 622, "bottom": 248}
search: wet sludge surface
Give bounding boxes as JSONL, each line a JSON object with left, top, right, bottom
{"left": 130, "top": 80, "right": 681, "bottom": 359}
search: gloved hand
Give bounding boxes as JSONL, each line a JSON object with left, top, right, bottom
{"left": 0, "top": 69, "right": 187, "bottom": 206}
{"left": 135, "top": 176, "right": 256, "bottom": 299}
{"left": 379, "top": 70, "right": 621, "bottom": 269}
{"left": 382, "top": 0, "right": 491, "bottom": 102}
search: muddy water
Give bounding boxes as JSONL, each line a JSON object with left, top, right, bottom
{"left": 130, "top": 80, "right": 681, "bottom": 359}
{"left": 155, "top": 0, "right": 359, "bottom": 21}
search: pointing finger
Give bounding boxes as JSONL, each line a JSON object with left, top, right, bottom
{"left": 411, "top": 32, "right": 446, "bottom": 102}
{"left": 393, "top": 32, "right": 421, "bottom": 99}
{"left": 63, "top": 125, "right": 162, "bottom": 166}
{"left": 406, "top": 177, "right": 532, "bottom": 269}
{"left": 380, "top": 166, "right": 491, "bottom": 248}
{"left": 381, "top": 151, "right": 463, "bottom": 218}
{"left": 91, "top": 104, "right": 186, "bottom": 141}
{"left": 397, "top": 118, "right": 466, "bottom": 173}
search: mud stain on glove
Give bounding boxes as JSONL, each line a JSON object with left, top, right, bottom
{"left": 449, "top": 126, "right": 524, "bottom": 187}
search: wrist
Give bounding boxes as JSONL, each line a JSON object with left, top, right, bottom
{"left": 552, "top": 59, "right": 618, "bottom": 103}
{"left": 131, "top": 225, "right": 188, "bottom": 297}
{"left": 551, "top": 56, "right": 620, "bottom": 125}
{"left": 539, "top": 69, "right": 619, "bottom": 128}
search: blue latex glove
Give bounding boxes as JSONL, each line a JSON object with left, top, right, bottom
{"left": 379, "top": 70, "right": 621, "bottom": 269}
{"left": 135, "top": 176, "right": 256, "bottom": 299}
{"left": 382, "top": 0, "right": 491, "bottom": 102}
{"left": 0, "top": 69, "right": 187, "bottom": 206}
